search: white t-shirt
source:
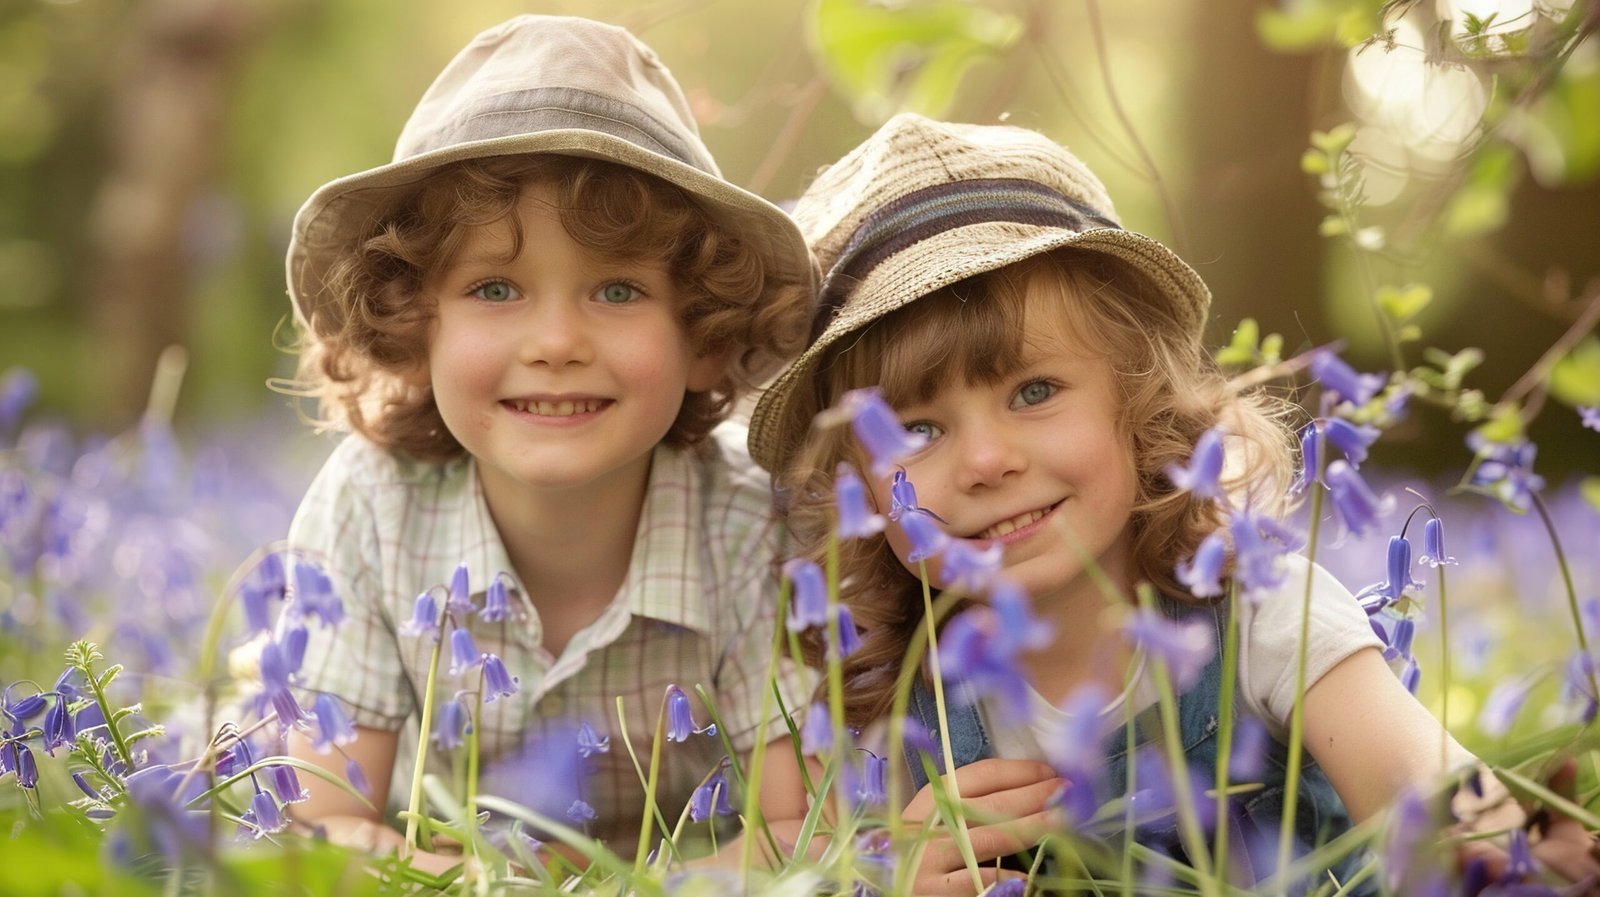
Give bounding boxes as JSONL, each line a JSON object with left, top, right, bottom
{"left": 985, "top": 555, "right": 1384, "bottom": 761}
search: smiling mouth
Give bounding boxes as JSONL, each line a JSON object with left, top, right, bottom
{"left": 979, "top": 502, "right": 1061, "bottom": 540}
{"left": 502, "top": 399, "right": 609, "bottom": 416}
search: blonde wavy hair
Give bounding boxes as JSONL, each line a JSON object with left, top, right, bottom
{"left": 289, "top": 154, "right": 815, "bottom": 461}
{"left": 777, "top": 248, "right": 1297, "bottom": 728}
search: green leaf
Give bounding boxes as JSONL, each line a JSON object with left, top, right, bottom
{"left": 1216, "top": 318, "right": 1261, "bottom": 367}
{"left": 1375, "top": 283, "right": 1433, "bottom": 322}
{"left": 1301, "top": 149, "right": 1330, "bottom": 175}
{"left": 1549, "top": 337, "right": 1600, "bottom": 407}
{"left": 1260, "top": 333, "right": 1284, "bottom": 365}
{"left": 1580, "top": 476, "right": 1600, "bottom": 514}
{"left": 96, "top": 663, "right": 122, "bottom": 691}
{"left": 1472, "top": 404, "right": 1524, "bottom": 444}
{"left": 1310, "top": 123, "right": 1358, "bottom": 156}
{"left": 810, "top": 0, "right": 1022, "bottom": 121}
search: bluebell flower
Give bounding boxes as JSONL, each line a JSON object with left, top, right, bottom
{"left": 799, "top": 702, "right": 832, "bottom": 755}
{"left": 1468, "top": 437, "right": 1545, "bottom": 513}
{"left": 843, "top": 750, "right": 888, "bottom": 810}
{"left": 1166, "top": 426, "right": 1226, "bottom": 499}
{"left": 1399, "top": 657, "right": 1421, "bottom": 694}
{"left": 940, "top": 607, "right": 1030, "bottom": 720}
{"left": 246, "top": 789, "right": 286, "bottom": 837}
{"left": 783, "top": 558, "right": 827, "bottom": 632}
{"left": 1293, "top": 421, "right": 1321, "bottom": 494}
{"left": 257, "top": 641, "right": 305, "bottom": 726}
{"left": 43, "top": 695, "right": 75, "bottom": 755}
{"left": 577, "top": 721, "right": 610, "bottom": 757}
{"left": 1323, "top": 418, "right": 1380, "bottom": 467}
{"left": 72, "top": 771, "right": 98, "bottom": 799}
{"left": 936, "top": 539, "right": 1002, "bottom": 594}
{"left": 840, "top": 388, "right": 927, "bottom": 477}
{"left": 1581, "top": 406, "right": 1600, "bottom": 432}
{"left": 482, "top": 654, "right": 519, "bottom": 703}
{"left": 0, "top": 367, "right": 39, "bottom": 434}
{"left": 1123, "top": 610, "right": 1215, "bottom": 692}
{"left": 899, "top": 716, "right": 941, "bottom": 774}
{"left": 1506, "top": 828, "right": 1539, "bottom": 883}
{"left": 990, "top": 579, "right": 1052, "bottom": 654}
{"left": 239, "top": 553, "right": 287, "bottom": 634}
{"left": 1176, "top": 531, "right": 1227, "bottom": 599}
{"left": 289, "top": 559, "right": 343, "bottom": 628}
{"left": 433, "top": 696, "right": 470, "bottom": 750}
{"left": 267, "top": 764, "right": 308, "bottom": 804}
{"left": 448, "top": 627, "right": 483, "bottom": 677}
{"left": 400, "top": 591, "right": 439, "bottom": 638}
{"left": 1229, "top": 716, "right": 1268, "bottom": 780}
{"left": 1477, "top": 678, "right": 1533, "bottom": 736}
{"left": 279, "top": 622, "right": 309, "bottom": 676}
{"left": 1325, "top": 460, "right": 1393, "bottom": 540}
{"left": 1563, "top": 652, "right": 1598, "bottom": 723}
{"left": 833, "top": 605, "right": 862, "bottom": 658}
{"left": 566, "top": 799, "right": 597, "bottom": 823}
{"left": 215, "top": 738, "right": 253, "bottom": 778}
{"left": 5, "top": 689, "right": 48, "bottom": 723}
{"left": 899, "top": 511, "right": 948, "bottom": 564}
{"left": 1044, "top": 682, "right": 1109, "bottom": 775}
{"left": 664, "top": 684, "right": 713, "bottom": 742}
{"left": 1309, "top": 350, "right": 1384, "bottom": 406}
{"left": 480, "top": 575, "right": 513, "bottom": 623}
{"left": 1418, "top": 517, "right": 1455, "bottom": 568}
{"left": 13, "top": 743, "right": 37, "bottom": 788}
{"left": 309, "top": 693, "right": 356, "bottom": 753}
{"left": 0, "top": 742, "right": 14, "bottom": 778}
{"left": 445, "top": 563, "right": 474, "bottom": 616}
{"left": 1356, "top": 536, "right": 1425, "bottom": 608}
{"left": 345, "top": 757, "right": 371, "bottom": 798}
{"left": 689, "top": 767, "right": 733, "bottom": 822}
{"left": 1229, "top": 511, "right": 1295, "bottom": 598}
{"left": 888, "top": 469, "right": 946, "bottom": 524}
{"left": 988, "top": 881, "right": 1026, "bottom": 897}
{"left": 1382, "top": 787, "right": 1431, "bottom": 894}
{"left": 834, "top": 463, "right": 885, "bottom": 539}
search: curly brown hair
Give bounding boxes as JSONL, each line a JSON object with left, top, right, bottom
{"left": 289, "top": 154, "right": 815, "bottom": 461}
{"left": 778, "top": 248, "right": 1297, "bottom": 728}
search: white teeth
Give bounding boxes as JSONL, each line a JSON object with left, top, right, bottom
{"left": 509, "top": 399, "right": 603, "bottom": 416}
{"left": 982, "top": 507, "right": 1049, "bottom": 539}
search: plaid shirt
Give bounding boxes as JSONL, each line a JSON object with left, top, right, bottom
{"left": 286, "top": 423, "right": 802, "bottom": 849}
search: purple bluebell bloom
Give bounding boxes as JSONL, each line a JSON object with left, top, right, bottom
{"left": 783, "top": 558, "right": 827, "bottom": 632}
{"left": 1166, "top": 426, "right": 1226, "bottom": 499}
{"left": 989, "top": 881, "right": 1026, "bottom": 897}
{"left": 247, "top": 789, "right": 286, "bottom": 837}
{"left": 1229, "top": 716, "right": 1268, "bottom": 780}
{"left": 566, "top": 799, "right": 597, "bottom": 823}
{"left": 991, "top": 579, "right": 1052, "bottom": 654}
{"left": 664, "top": 684, "right": 712, "bottom": 742}
{"left": 1399, "top": 657, "right": 1421, "bottom": 694}
{"left": 842, "top": 388, "right": 927, "bottom": 477}
{"left": 0, "top": 742, "right": 14, "bottom": 778}
{"left": 834, "top": 463, "right": 885, "bottom": 539}
{"left": 448, "top": 627, "right": 483, "bottom": 677}
{"left": 239, "top": 553, "right": 287, "bottom": 634}
{"left": 480, "top": 576, "right": 512, "bottom": 623}
{"left": 1293, "top": 421, "right": 1321, "bottom": 493}
{"left": 43, "top": 695, "right": 75, "bottom": 755}
{"left": 577, "top": 721, "right": 610, "bottom": 757}
{"left": 290, "top": 559, "right": 343, "bottom": 628}
{"left": 482, "top": 654, "right": 519, "bottom": 703}
{"left": 1506, "top": 828, "right": 1540, "bottom": 883}
{"left": 258, "top": 641, "right": 305, "bottom": 726}
{"left": 1357, "top": 536, "right": 1426, "bottom": 607}
{"left": 1418, "top": 517, "right": 1456, "bottom": 568}
{"left": 899, "top": 511, "right": 948, "bottom": 564}
{"left": 1469, "top": 437, "right": 1545, "bottom": 513}
{"left": 13, "top": 743, "right": 37, "bottom": 788}
{"left": 1310, "top": 351, "right": 1384, "bottom": 405}
{"left": 1045, "top": 682, "right": 1109, "bottom": 775}
{"left": 889, "top": 469, "right": 919, "bottom": 522}
{"left": 1176, "top": 531, "right": 1227, "bottom": 599}
{"left": 1478, "top": 679, "right": 1534, "bottom": 736}
{"left": 433, "top": 696, "right": 470, "bottom": 750}
{"left": 1564, "top": 652, "right": 1598, "bottom": 723}
{"left": 400, "top": 591, "right": 439, "bottom": 638}
{"left": 800, "top": 702, "right": 832, "bottom": 755}
{"left": 0, "top": 367, "right": 39, "bottom": 434}
{"left": 689, "top": 767, "right": 734, "bottom": 822}
{"left": 1324, "top": 418, "right": 1380, "bottom": 467}
{"left": 1382, "top": 787, "right": 1431, "bottom": 893}
{"left": 309, "top": 693, "right": 356, "bottom": 753}
{"left": 215, "top": 738, "right": 253, "bottom": 778}
{"left": 345, "top": 757, "right": 371, "bottom": 798}
{"left": 1581, "top": 406, "right": 1600, "bottom": 432}
{"left": 833, "top": 605, "right": 862, "bottom": 658}
{"left": 940, "top": 607, "right": 1030, "bottom": 720}
{"left": 267, "top": 764, "right": 308, "bottom": 804}
{"left": 1229, "top": 511, "right": 1293, "bottom": 598}
{"left": 445, "top": 563, "right": 474, "bottom": 615}
{"left": 844, "top": 750, "right": 888, "bottom": 810}
{"left": 279, "top": 622, "right": 309, "bottom": 675}
{"left": 1123, "top": 610, "right": 1216, "bottom": 692}
{"left": 7, "top": 690, "right": 48, "bottom": 722}
{"left": 937, "top": 539, "right": 1002, "bottom": 594}
{"left": 1325, "top": 460, "right": 1393, "bottom": 540}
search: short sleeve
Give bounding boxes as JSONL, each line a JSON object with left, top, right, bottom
{"left": 286, "top": 438, "right": 415, "bottom": 730}
{"left": 1237, "top": 555, "right": 1385, "bottom": 737}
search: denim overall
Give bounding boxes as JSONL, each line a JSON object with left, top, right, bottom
{"left": 904, "top": 602, "right": 1376, "bottom": 895}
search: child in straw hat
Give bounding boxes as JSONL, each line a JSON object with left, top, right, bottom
{"left": 277, "top": 15, "right": 815, "bottom": 865}
{"left": 750, "top": 113, "right": 1600, "bottom": 894}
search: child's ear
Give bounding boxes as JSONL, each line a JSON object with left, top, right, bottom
{"left": 686, "top": 351, "right": 728, "bottom": 394}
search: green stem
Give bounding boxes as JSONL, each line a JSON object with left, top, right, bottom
{"left": 83, "top": 661, "right": 135, "bottom": 773}
{"left": 823, "top": 533, "right": 850, "bottom": 826}
{"left": 1277, "top": 482, "right": 1326, "bottom": 894}
{"left": 464, "top": 674, "right": 484, "bottom": 881}
{"left": 633, "top": 702, "right": 667, "bottom": 876}
{"left": 402, "top": 612, "right": 448, "bottom": 855}
{"left": 738, "top": 577, "right": 792, "bottom": 875}
{"left": 1213, "top": 579, "right": 1242, "bottom": 883}
{"left": 918, "top": 560, "right": 983, "bottom": 893}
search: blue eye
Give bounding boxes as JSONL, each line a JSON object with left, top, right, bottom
{"left": 1012, "top": 380, "right": 1057, "bottom": 408}
{"left": 904, "top": 420, "right": 943, "bottom": 441}
{"left": 472, "top": 280, "right": 516, "bottom": 302}
{"left": 597, "top": 282, "right": 641, "bottom": 304}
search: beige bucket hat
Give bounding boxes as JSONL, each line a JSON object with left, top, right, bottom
{"left": 747, "top": 113, "right": 1212, "bottom": 473}
{"left": 287, "top": 14, "right": 814, "bottom": 355}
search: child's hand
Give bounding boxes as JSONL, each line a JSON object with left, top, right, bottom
{"left": 901, "top": 758, "right": 1066, "bottom": 895}
{"left": 1452, "top": 761, "right": 1600, "bottom": 894}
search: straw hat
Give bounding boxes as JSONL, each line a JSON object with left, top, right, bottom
{"left": 286, "top": 14, "right": 814, "bottom": 357}
{"left": 747, "top": 113, "right": 1211, "bottom": 473}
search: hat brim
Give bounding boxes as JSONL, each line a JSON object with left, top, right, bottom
{"left": 287, "top": 129, "right": 815, "bottom": 330}
{"left": 747, "top": 220, "right": 1210, "bottom": 473}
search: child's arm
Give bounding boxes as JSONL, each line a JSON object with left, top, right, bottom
{"left": 1303, "top": 646, "right": 1600, "bottom": 885}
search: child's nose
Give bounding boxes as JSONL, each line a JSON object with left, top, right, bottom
{"left": 519, "top": 301, "right": 593, "bottom": 368}
{"left": 953, "top": 427, "right": 1026, "bottom": 490}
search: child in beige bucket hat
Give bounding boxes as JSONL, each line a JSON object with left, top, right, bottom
{"left": 751, "top": 114, "right": 1583, "bottom": 893}
{"left": 279, "top": 14, "right": 816, "bottom": 866}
